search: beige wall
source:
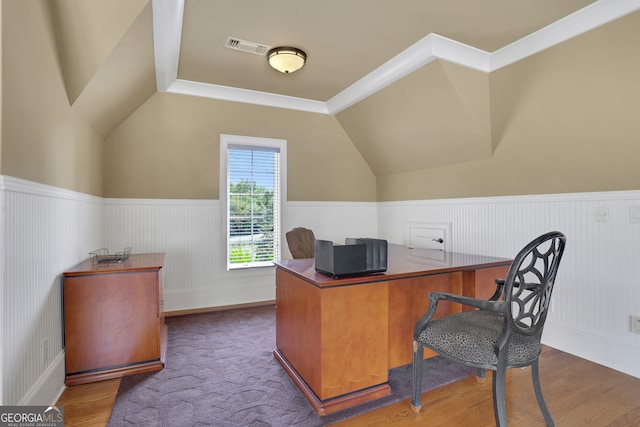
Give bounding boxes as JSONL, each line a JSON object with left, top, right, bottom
{"left": 105, "top": 11, "right": 640, "bottom": 204}
{"left": 1, "top": 0, "right": 103, "bottom": 196}
{"left": 2, "top": 1, "right": 638, "bottom": 203}
{"left": 104, "top": 92, "right": 377, "bottom": 201}
{"left": 376, "top": 11, "right": 640, "bottom": 201}
{"left": 336, "top": 61, "right": 492, "bottom": 177}
{"left": 49, "top": 0, "right": 148, "bottom": 105}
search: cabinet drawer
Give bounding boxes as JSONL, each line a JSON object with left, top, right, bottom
{"left": 64, "top": 270, "right": 161, "bottom": 374}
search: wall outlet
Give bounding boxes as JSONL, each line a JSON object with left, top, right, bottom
{"left": 629, "top": 206, "right": 640, "bottom": 224}
{"left": 630, "top": 315, "right": 640, "bottom": 334}
{"left": 41, "top": 338, "right": 49, "bottom": 367}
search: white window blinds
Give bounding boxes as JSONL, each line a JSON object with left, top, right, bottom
{"left": 226, "top": 144, "right": 281, "bottom": 269}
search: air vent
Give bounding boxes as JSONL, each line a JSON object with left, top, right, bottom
{"left": 225, "top": 37, "right": 271, "bottom": 56}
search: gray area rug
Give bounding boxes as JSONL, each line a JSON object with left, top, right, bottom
{"left": 108, "top": 305, "right": 474, "bottom": 426}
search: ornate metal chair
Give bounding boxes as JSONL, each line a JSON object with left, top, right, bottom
{"left": 285, "top": 227, "right": 316, "bottom": 259}
{"left": 411, "top": 231, "right": 566, "bottom": 426}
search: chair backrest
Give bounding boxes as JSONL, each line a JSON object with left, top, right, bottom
{"left": 286, "top": 227, "right": 316, "bottom": 259}
{"left": 503, "top": 231, "right": 566, "bottom": 336}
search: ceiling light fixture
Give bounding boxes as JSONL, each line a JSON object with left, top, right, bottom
{"left": 266, "top": 47, "right": 306, "bottom": 74}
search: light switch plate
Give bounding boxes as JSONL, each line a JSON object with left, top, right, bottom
{"left": 629, "top": 206, "right": 640, "bottom": 224}
{"left": 594, "top": 207, "right": 609, "bottom": 222}
{"left": 631, "top": 315, "right": 640, "bottom": 334}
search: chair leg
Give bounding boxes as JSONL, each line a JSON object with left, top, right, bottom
{"left": 492, "top": 366, "right": 508, "bottom": 426}
{"left": 476, "top": 368, "right": 486, "bottom": 384}
{"left": 531, "top": 359, "right": 555, "bottom": 427}
{"left": 410, "top": 340, "right": 424, "bottom": 413}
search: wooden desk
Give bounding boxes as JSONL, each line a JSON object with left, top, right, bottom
{"left": 273, "top": 245, "right": 511, "bottom": 415}
{"left": 63, "top": 253, "right": 167, "bottom": 386}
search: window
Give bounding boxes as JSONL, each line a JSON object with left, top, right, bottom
{"left": 220, "top": 135, "right": 286, "bottom": 270}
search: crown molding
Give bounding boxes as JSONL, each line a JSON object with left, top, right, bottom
{"left": 151, "top": 0, "right": 640, "bottom": 114}
{"left": 167, "top": 79, "right": 329, "bottom": 113}
{"left": 326, "top": 34, "right": 490, "bottom": 114}
{"left": 152, "top": 0, "right": 184, "bottom": 92}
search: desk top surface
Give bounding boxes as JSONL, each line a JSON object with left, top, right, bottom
{"left": 274, "top": 244, "right": 511, "bottom": 287}
{"left": 63, "top": 253, "right": 166, "bottom": 276}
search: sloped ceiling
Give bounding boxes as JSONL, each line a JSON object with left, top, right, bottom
{"left": 336, "top": 61, "right": 492, "bottom": 174}
{"left": 50, "top": 0, "right": 640, "bottom": 174}
{"left": 50, "top": 0, "right": 155, "bottom": 138}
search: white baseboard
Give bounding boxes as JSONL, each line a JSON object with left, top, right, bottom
{"left": 18, "top": 352, "right": 66, "bottom": 406}
{"left": 164, "top": 284, "right": 276, "bottom": 313}
{"left": 543, "top": 320, "right": 640, "bottom": 379}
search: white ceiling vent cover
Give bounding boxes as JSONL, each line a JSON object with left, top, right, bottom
{"left": 225, "top": 37, "right": 271, "bottom": 55}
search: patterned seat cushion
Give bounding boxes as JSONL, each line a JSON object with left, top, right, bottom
{"left": 417, "top": 310, "right": 541, "bottom": 368}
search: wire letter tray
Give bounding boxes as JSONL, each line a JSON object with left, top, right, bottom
{"left": 89, "top": 247, "right": 132, "bottom": 264}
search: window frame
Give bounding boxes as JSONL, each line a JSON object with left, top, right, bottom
{"left": 220, "top": 134, "right": 287, "bottom": 272}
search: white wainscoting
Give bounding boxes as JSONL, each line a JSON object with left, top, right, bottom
{"left": 284, "top": 201, "right": 379, "bottom": 246}
{"left": 104, "top": 199, "right": 379, "bottom": 313}
{"left": 377, "top": 190, "right": 640, "bottom": 378}
{"left": 0, "top": 176, "right": 104, "bottom": 405}
{"left": 4, "top": 177, "right": 639, "bottom": 406}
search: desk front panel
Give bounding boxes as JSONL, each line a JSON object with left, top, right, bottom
{"left": 320, "top": 281, "right": 388, "bottom": 400}
{"left": 276, "top": 268, "right": 389, "bottom": 401}
{"left": 275, "top": 268, "right": 322, "bottom": 394}
{"left": 388, "top": 272, "right": 462, "bottom": 368}
{"left": 387, "top": 265, "right": 510, "bottom": 368}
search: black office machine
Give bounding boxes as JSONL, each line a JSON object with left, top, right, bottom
{"left": 314, "top": 238, "right": 388, "bottom": 278}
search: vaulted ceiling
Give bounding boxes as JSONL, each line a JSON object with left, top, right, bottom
{"left": 50, "top": 0, "right": 640, "bottom": 175}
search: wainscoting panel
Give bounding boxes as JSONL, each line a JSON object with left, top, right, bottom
{"left": 377, "top": 190, "right": 640, "bottom": 378}
{"left": 284, "top": 201, "right": 379, "bottom": 247}
{"left": 104, "top": 199, "right": 379, "bottom": 313}
{"left": 0, "top": 176, "right": 104, "bottom": 405}
{"left": 4, "top": 179, "right": 638, "bottom": 407}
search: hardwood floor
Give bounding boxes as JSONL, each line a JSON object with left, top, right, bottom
{"left": 57, "top": 347, "right": 640, "bottom": 426}
{"left": 56, "top": 378, "right": 120, "bottom": 427}
{"left": 335, "top": 347, "right": 640, "bottom": 426}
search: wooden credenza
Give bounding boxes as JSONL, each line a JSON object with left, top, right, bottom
{"left": 63, "top": 253, "right": 167, "bottom": 386}
{"left": 273, "top": 245, "right": 511, "bottom": 415}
